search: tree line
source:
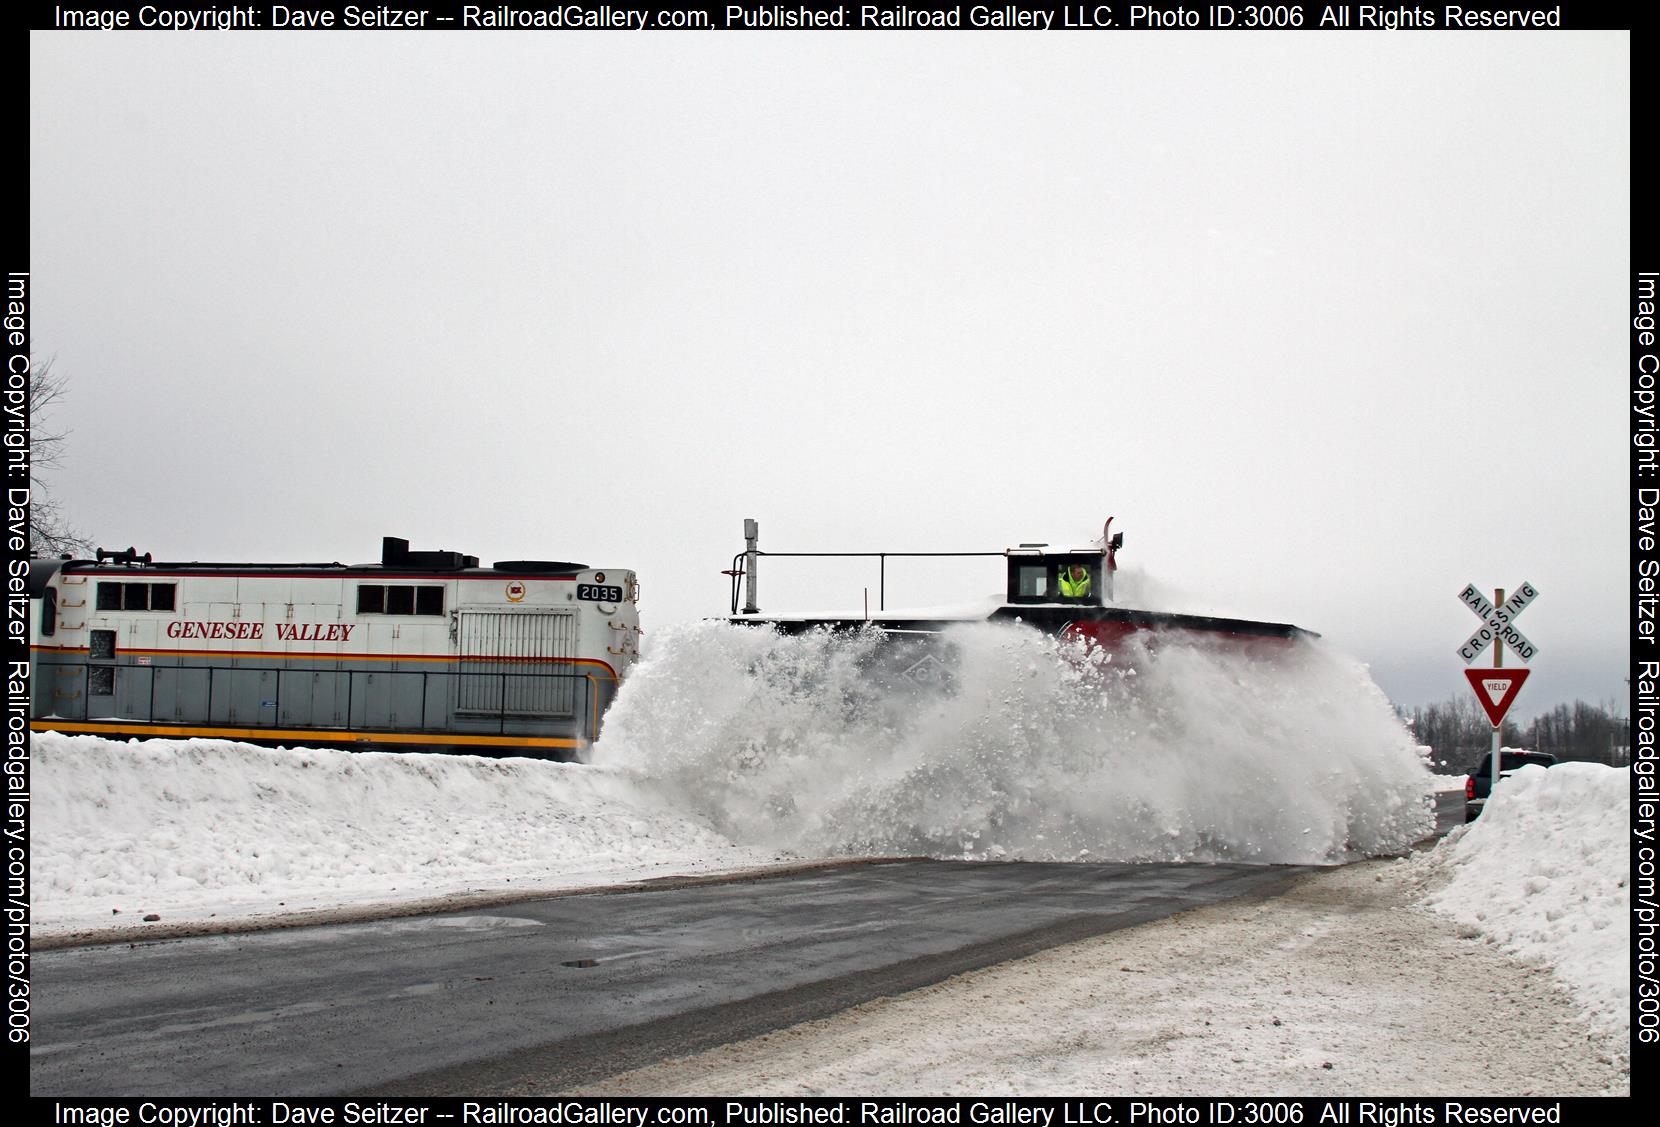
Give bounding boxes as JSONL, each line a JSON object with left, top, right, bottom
{"left": 1405, "top": 695, "right": 1629, "bottom": 772}
{"left": 29, "top": 357, "right": 92, "bottom": 556}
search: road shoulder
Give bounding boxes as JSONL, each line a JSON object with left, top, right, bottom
{"left": 576, "top": 857, "right": 1628, "bottom": 1096}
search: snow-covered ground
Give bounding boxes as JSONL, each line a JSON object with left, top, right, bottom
{"left": 1419, "top": 762, "right": 1630, "bottom": 1046}
{"left": 28, "top": 623, "right": 1631, "bottom": 1092}
{"left": 32, "top": 731, "right": 778, "bottom": 940}
{"left": 580, "top": 763, "right": 1630, "bottom": 1096}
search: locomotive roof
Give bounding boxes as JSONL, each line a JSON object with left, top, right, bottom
{"left": 31, "top": 537, "right": 594, "bottom": 585}
{"left": 43, "top": 559, "right": 590, "bottom": 578}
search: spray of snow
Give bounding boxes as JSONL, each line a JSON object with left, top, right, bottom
{"left": 591, "top": 620, "right": 1432, "bottom": 863}
{"left": 1419, "top": 762, "right": 1630, "bottom": 1042}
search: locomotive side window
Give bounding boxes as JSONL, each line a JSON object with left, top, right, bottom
{"left": 356, "top": 584, "right": 445, "bottom": 616}
{"left": 96, "top": 582, "right": 177, "bottom": 611}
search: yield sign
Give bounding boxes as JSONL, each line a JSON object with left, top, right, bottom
{"left": 1457, "top": 581, "right": 1539, "bottom": 664}
{"left": 1464, "top": 668, "right": 1531, "bottom": 728}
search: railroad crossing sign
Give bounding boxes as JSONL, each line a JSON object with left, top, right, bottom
{"left": 1457, "top": 581, "right": 1538, "bottom": 664}
{"left": 1463, "top": 667, "right": 1531, "bottom": 728}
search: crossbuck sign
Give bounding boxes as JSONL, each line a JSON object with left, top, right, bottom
{"left": 1457, "top": 581, "right": 1539, "bottom": 664}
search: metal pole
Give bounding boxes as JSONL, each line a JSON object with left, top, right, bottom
{"left": 743, "top": 518, "right": 760, "bottom": 615}
{"left": 1490, "top": 588, "right": 1505, "bottom": 810}
{"left": 879, "top": 554, "right": 886, "bottom": 611}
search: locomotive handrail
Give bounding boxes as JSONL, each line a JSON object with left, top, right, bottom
{"left": 727, "top": 550, "right": 1005, "bottom": 616}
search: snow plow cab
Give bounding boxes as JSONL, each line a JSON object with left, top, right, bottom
{"left": 1005, "top": 545, "right": 1116, "bottom": 608}
{"left": 724, "top": 518, "right": 1312, "bottom": 656}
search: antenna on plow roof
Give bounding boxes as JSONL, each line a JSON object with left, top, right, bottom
{"left": 1102, "top": 517, "right": 1124, "bottom": 602}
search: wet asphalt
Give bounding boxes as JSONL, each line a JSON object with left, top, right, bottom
{"left": 31, "top": 793, "right": 1465, "bottom": 1096}
{"left": 32, "top": 859, "right": 1314, "bottom": 1096}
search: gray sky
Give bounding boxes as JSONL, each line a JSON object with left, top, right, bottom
{"left": 28, "top": 29, "right": 1629, "bottom": 715}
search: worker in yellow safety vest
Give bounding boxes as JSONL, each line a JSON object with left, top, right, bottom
{"left": 1059, "top": 564, "right": 1092, "bottom": 599}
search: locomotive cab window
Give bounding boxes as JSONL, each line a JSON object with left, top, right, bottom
{"left": 96, "top": 581, "right": 177, "bottom": 611}
{"left": 357, "top": 584, "right": 445, "bottom": 615}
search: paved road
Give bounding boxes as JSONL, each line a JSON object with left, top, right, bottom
{"left": 1433, "top": 787, "right": 1465, "bottom": 830}
{"left": 31, "top": 859, "right": 1315, "bottom": 1096}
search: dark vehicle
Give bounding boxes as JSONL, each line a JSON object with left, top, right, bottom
{"left": 1465, "top": 749, "right": 1558, "bottom": 822}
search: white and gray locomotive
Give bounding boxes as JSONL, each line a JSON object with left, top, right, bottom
{"left": 27, "top": 537, "right": 641, "bottom": 758}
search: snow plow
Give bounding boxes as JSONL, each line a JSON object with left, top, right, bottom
{"left": 723, "top": 517, "right": 1315, "bottom": 657}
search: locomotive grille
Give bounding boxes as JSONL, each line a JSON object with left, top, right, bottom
{"left": 457, "top": 610, "right": 578, "bottom": 718}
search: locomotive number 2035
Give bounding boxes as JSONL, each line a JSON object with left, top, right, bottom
{"left": 577, "top": 584, "right": 624, "bottom": 603}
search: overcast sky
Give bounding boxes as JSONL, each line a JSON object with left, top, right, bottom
{"left": 28, "top": 28, "right": 1629, "bottom": 714}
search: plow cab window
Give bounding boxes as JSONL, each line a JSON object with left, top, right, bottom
{"left": 1057, "top": 563, "right": 1099, "bottom": 602}
{"left": 1007, "top": 557, "right": 1102, "bottom": 605}
{"left": 1014, "top": 564, "right": 1051, "bottom": 599}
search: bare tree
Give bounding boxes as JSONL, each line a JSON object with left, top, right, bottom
{"left": 28, "top": 357, "right": 93, "bottom": 557}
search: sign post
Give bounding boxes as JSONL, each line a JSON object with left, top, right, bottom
{"left": 1458, "top": 580, "right": 1538, "bottom": 815}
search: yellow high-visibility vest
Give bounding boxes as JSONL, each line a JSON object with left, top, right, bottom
{"left": 1059, "top": 567, "right": 1091, "bottom": 598}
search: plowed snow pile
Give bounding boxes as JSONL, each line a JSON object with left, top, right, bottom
{"left": 1418, "top": 761, "right": 1631, "bottom": 1041}
{"left": 32, "top": 732, "right": 771, "bottom": 936}
{"left": 592, "top": 620, "right": 1432, "bottom": 863}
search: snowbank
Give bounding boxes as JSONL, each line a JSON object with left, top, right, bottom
{"left": 32, "top": 732, "right": 770, "bottom": 936}
{"left": 1420, "top": 762, "right": 1630, "bottom": 1043}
